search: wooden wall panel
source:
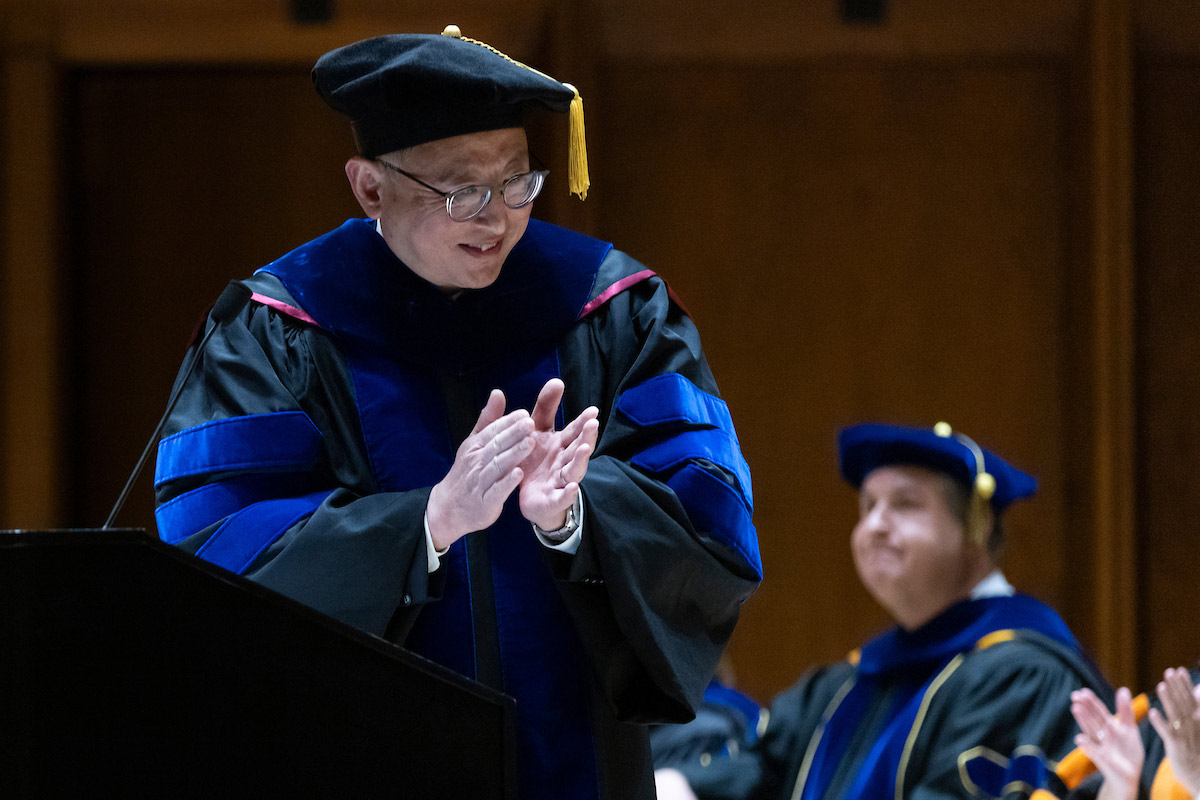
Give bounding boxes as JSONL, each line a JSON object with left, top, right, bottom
{"left": 591, "top": 60, "right": 1072, "bottom": 699}
{"left": 0, "top": 50, "right": 8, "bottom": 526}
{"left": 1135, "top": 62, "right": 1200, "bottom": 689}
{"left": 67, "top": 68, "right": 362, "bottom": 529}
{"left": 1054, "top": 0, "right": 1139, "bottom": 691}
{"left": 7, "top": 0, "right": 1191, "bottom": 704}
{"left": 1138, "top": 1, "right": 1200, "bottom": 57}
{"left": 34, "top": 0, "right": 552, "bottom": 65}
{"left": 1, "top": 16, "right": 63, "bottom": 528}
{"left": 587, "top": 0, "right": 1082, "bottom": 60}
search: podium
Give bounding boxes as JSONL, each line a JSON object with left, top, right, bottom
{"left": 0, "top": 529, "right": 516, "bottom": 797}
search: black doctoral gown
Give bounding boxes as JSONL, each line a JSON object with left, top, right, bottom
{"left": 153, "top": 217, "right": 762, "bottom": 800}
{"left": 681, "top": 594, "right": 1112, "bottom": 800}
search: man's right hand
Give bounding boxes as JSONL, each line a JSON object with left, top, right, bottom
{"left": 426, "top": 389, "right": 533, "bottom": 551}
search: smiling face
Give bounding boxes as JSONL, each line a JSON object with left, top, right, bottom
{"left": 851, "top": 465, "right": 993, "bottom": 630}
{"left": 345, "top": 127, "right": 533, "bottom": 293}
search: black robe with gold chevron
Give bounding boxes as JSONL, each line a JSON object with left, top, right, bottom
{"left": 681, "top": 595, "right": 1110, "bottom": 800}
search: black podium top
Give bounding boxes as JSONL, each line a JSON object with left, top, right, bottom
{"left": 0, "top": 529, "right": 515, "bottom": 798}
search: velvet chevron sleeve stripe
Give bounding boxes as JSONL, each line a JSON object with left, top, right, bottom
{"left": 193, "top": 490, "right": 334, "bottom": 574}
{"left": 616, "top": 372, "right": 760, "bottom": 579}
{"left": 633, "top": 428, "right": 753, "bottom": 507}
{"left": 156, "top": 473, "right": 327, "bottom": 544}
{"left": 661, "top": 464, "right": 760, "bottom": 579}
{"left": 154, "top": 410, "right": 326, "bottom": 547}
{"left": 154, "top": 411, "right": 322, "bottom": 485}
{"left": 959, "top": 745, "right": 1056, "bottom": 800}
{"left": 617, "top": 372, "right": 741, "bottom": 443}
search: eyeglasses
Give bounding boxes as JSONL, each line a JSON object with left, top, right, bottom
{"left": 375, "top": 159, "right": 549, "bottom": 222}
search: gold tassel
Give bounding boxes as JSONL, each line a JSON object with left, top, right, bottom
{"left": 934, "top": 421, "right": 995, "bottom": 545}
{"left": 967, "top": 472, "right": 995, "bottom": 546}
{"left": 563, "top": 83, "right": 589, "bottom": 200}
{"left": 444, "top": 25, "right": 589, "bottom": 201}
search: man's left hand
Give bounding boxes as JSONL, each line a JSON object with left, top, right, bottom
{"left": 518, "top": 378, "right": 599, "bottom": 531}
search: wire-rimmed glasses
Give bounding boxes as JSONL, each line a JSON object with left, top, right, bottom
{"left": 375, "top": 159, "right": 549, "bottom": 222}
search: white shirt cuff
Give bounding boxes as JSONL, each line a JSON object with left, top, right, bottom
{"left": 424, "top": 512, "right": 449, "bottom": 573}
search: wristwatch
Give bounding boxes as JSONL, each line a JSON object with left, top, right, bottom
{"left": 533, "top": 498, "right": 580, "bottom": 542}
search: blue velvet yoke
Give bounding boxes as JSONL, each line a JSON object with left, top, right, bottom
{"left": 260, "top": 217, "right": 611, "bottom": 800}
{"left": 257, "top": 217, "right": 610, "bottom": 369}
{"left": 798, "top": 595, "right": 1079, "bottom": 800}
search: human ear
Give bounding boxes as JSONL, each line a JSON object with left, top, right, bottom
{"left": 345, "top": 157, "right": 384, "bottom": 219}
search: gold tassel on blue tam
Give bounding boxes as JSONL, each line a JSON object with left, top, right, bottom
{"left": 837, "top": 421, "right": 1038, "bottom": 547}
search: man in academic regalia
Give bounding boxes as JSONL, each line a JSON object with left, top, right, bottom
{"left": 152, "top": 26, "right": 761, "bottom": 800}
{"left": 657, "top": 422, "right": 1110, "bottom": 800}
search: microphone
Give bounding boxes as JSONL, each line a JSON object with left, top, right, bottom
{"left": 102, "top": 280, "right": 253, "bottom": 529}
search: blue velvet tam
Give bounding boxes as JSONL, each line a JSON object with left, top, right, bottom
{"left": 312, "top": 26, "right": 577, "bottom": 158}
{"left": 837, "top": 422, "right": 1038, "bottom": 512}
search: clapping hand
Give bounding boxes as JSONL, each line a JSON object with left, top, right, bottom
{"left": 517, "top": 378, "right": 599, "bottom": 532}
{"left": 1148, "top": 667, "right": 1200, "bottom": 796}
{"left": 427, "top": 389, "right": 534, "bottom": 550}
{"left": 1072, "top": 686, "right": 1144, "bottom": 800}
{"left": 426, "top": 380, "right": 599, "bottom": 549}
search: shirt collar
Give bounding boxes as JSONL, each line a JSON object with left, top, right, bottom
{"left": 970, "top": 570, "right": 1014, "bottom": 599}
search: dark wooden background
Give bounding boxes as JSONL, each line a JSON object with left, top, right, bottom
{"left": 2, "top": 0, "right": 1196, "bottom": 701}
